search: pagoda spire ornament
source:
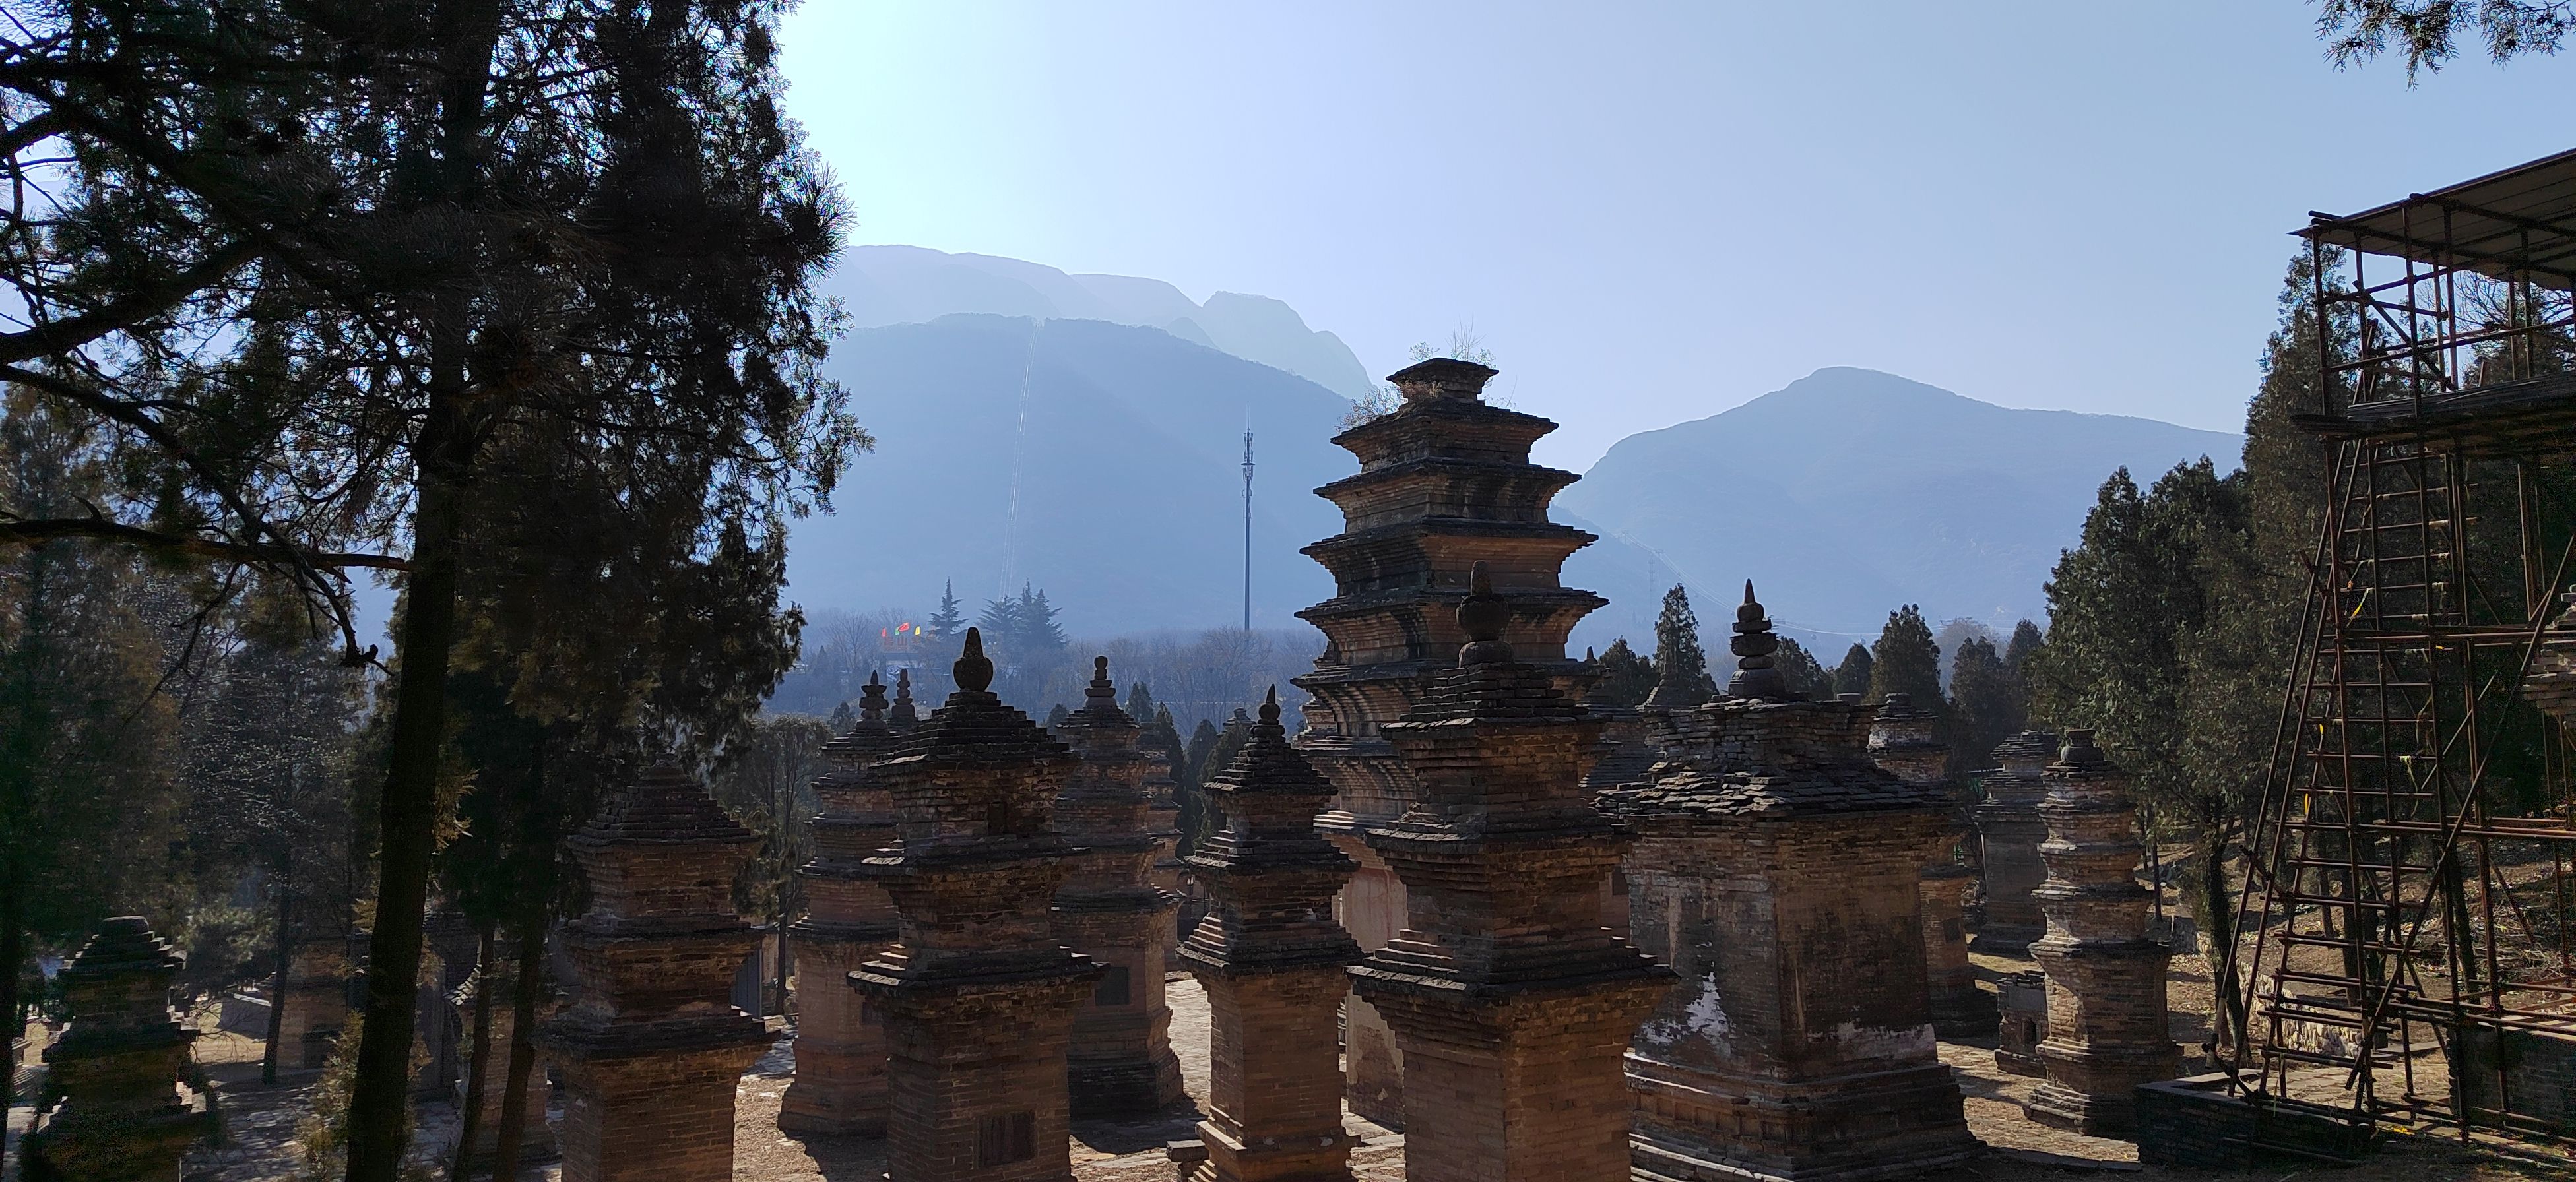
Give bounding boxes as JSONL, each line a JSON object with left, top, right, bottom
{"left": 854, "top": 626, "right": 1099, "bottom": 1181}
{"left": 1356, "top": 561, "right": 1671, "bottom": 1181}
{"left": 1179, "top": 686, "right": 1362, "bottom": 1182}
{"left": 1052, "top": 655, "right": 1186, "bottom": 1116}
{"left": 1725, "top": 580, "right": 1791, "bottom": 701}
{"left": 781, "top": 669, "right": 905, "bottom": 1135}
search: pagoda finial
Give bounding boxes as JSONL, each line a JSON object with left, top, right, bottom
{"left": 1084, "top": 655, "right": 1117, "bottom": 712}
{"left": 892, "top": 667, "right": 918, "bottom": 726}
{"left": 1458, "top": 561, "right": 1514, "bottom": 666}
{"left": 859, "top": 669, "right": 889, "bottom": 724}
{"left": 955, "top": 627, "right": 994, "bottom": 694}
{"left": 1724, "top": 580, "right": 1791, "bottom": 701}
{"left": 1259, "top": 684, "right": 1281, "bottom": 728}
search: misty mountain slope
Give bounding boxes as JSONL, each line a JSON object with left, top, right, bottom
{"left": 789, "top": 313, "right": 1685, "bottom": 645}
{"left": 825, "top": 245, "right": 1376, "bottom": 400}
{"left": 1559, "top": 367, "right": 2243, "bottom": 638}
{"left": 790, "top": 314, "right": 1355, "bottom": 633}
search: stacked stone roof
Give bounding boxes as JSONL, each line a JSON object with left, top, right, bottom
{"left": 1184, "top": 686, "right": 1359, "bottom": 975}
{"left": 1604, "top": 588, "right": 1952, "bottom": 824}
{"left": 1293, "top": 359, "right": 1605, "bottom": 796}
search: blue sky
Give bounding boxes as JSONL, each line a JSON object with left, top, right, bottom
{"left": 777, "top": 3, "right": 2576, "bottom": 470}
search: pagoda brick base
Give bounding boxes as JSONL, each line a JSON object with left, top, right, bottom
{"left": 551, "top": 1036, "right": 768, "bottom": 1182}
{"left": 1360, "top": 981, "right": 1667, "bottom": 1182}
{"left": 777, "top": 927, "right": 890, "bottom": 1135}
{"left": 2023, "top": 939, "right": 2179, "bottom": 1137}
{"left": 1189, "top": 968, "right": 1355, "bottom": 1182}
{"left": 1056, "top": 906, "right": 1184, "bottom": 1116}
{"left": 1922, "top": 865, "right": 1997, "bottom": 1038}
{"left": 868, "top": 977, "right": 1095, "bottom": 1181}
{"left": 1628, "top": 1058, "right": 1974, "bottom": 1182}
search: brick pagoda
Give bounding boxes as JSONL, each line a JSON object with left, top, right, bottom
{"left": 1604, "top": 586, "right": 1977, "bottom": 1182}
{"left": 781, "top": 670, "right": 908, "bottom": 1135}
{"left": 1973, "top": 730, "right": 2057, "bottom": 952}
{"left": 450, "top": 941, "right": 556, "bottom": 1163}
{"left": 2024, "top": 729, "right": 2178, "bottom": 1138}
{"left": 1353, "top": 563, "right": 1669, "bottom": 1182}
{"left": 1180, "top": 685, "right": 1364, "bottom": 1182}
{"left": 1052, "top": 656, "right": 1186, "bottom": 1116}
{"left": 853, "top": 628, "right": 1099, "bottom": 1181}
{"left": 25, "top": 918, "right": 209, "bottom": 1182}
{"left": 539, "top": 764, "right": 772, "bottom": 1182}
{"left": 1293, "top": 357, "right": 1607, "bottom": 1125}
{"left": 1867, "top": 693, "right": 1995, "bottom": 1037}
{"left": 276, "top": 937, "right": 348, "bottom": 1070}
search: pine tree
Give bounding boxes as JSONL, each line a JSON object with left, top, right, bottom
{"left": 1590, "top": 638, "right": 1658, "bottom": 708}
{"left": 1832, "top": 643, "right": 1874, "bottom": 699}
{"left": 928, "top": 580, "right": 967, "bottom": 640}
{"left": 1645, "top": 585, "right": 1716, "bottom": 706}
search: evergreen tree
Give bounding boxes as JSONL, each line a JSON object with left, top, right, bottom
{"left": 1772, "top": 637, "right": 1832, "bottom": 700}
{"left": 1183, "top": 718, "right": 1223, "bottom": 786}
{"left": 1832, "top": 643, "right": 1874, "bottom": 699}
{"left": 976, "top": 594, "right": 1023, "bottom": 648}
{"left": 1948, "top": 635, "right": 2023, "bottom": 767}
{"left": 2003, "top": 619, "right": 2045, "bottom": 674}
{"left": 0, "top": 11, "right": 864, "bottom": 1169}
{"left": 1046, "top": 702, "right": 1072, "bottom": 730}
{"left": 1590, "top": 638, "right": 1658, "bottom": 708}
{"left": 927, "top": 580, "right": 968, "bottom": 640}
{"left": 1646, "top": 585, "right": 1717, "bottom": 705}
{"left": 1865, "top": 606, "right": 1946, "bottom": 714}
{"left": 1020, "top": 585, "right": 1070, "bottom": 653}
{"left": 0, "top": 394, "right": 191, "bottom": 1123}
{"left": 2026, "top": 458, "right": 2259, "bottom": 1038}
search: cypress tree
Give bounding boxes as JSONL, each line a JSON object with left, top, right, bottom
{"left": 2003, "top": 619, "right": 2045, "bottom": 673}
{"left": 1948, "top": 635, "right": 2022, "bottom": 766}
{"left": 1865, "top": 605, "right": 1945, "bottom": 712}
{"left": 1644, "top": 584, "right": 1717, "bottom": 706}
{"left": 1772, "top": 637, "right": 1832, "bottom": 700}
{"left": 1832, "top": 642, "right": 1875, "bottom": 699}
{"left": 1590, "top": 638, "right": 1658, "bottom": 708}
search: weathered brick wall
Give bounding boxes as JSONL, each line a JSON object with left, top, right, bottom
{"left": 2455, "top": 1025, "right": 2576, "bottom": 1131}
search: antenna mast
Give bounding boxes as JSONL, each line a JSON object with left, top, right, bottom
{"left": 1241, "top": 414, "right": 1255, "bottom": 633}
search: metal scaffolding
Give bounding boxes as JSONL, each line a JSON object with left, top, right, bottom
{"left": 2224, "top": 148, "right": 2576, "bottom": 1150}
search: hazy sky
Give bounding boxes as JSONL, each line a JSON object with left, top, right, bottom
{"left": 777, "top": 3, "right": 2576, "bottom": 470}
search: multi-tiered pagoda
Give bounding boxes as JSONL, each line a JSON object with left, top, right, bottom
{"left": 1291, "top": 357, "right": 1605, "bottom": 1125}
{"left": 781, "top": 671, "right": 909, "bottom": 1135}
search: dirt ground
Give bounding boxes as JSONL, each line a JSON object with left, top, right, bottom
{"left": 173, "top": 956, "right": 2571, "bottom": 1182}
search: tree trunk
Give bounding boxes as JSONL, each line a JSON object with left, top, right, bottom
{"left": 2201, "top": 819, "right": 2247, "bottom": 1055}
{"left": 343, "top": 3, "right": 505, "bottom": 1177}
{"left": 263, "top": 866, "right": 292, "bottom": 1085}
{"left": 447, "top": 923, "right": 496, "bottom": 1182}
{"left": 342, "top": 398, "right": 476, "bottom": 1182}
{"left": 488, "top": 898, "right": 548, "bottom": 1182}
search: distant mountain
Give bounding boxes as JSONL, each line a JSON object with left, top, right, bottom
{"left": 1558, "top": 367, "right": 2245, "bottom": 642}
{"left": 787, "top": 312, "right": 1683, "bottom": 644}
{"left": 825, "top": 245, "right": 1378, "bottom": 400}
